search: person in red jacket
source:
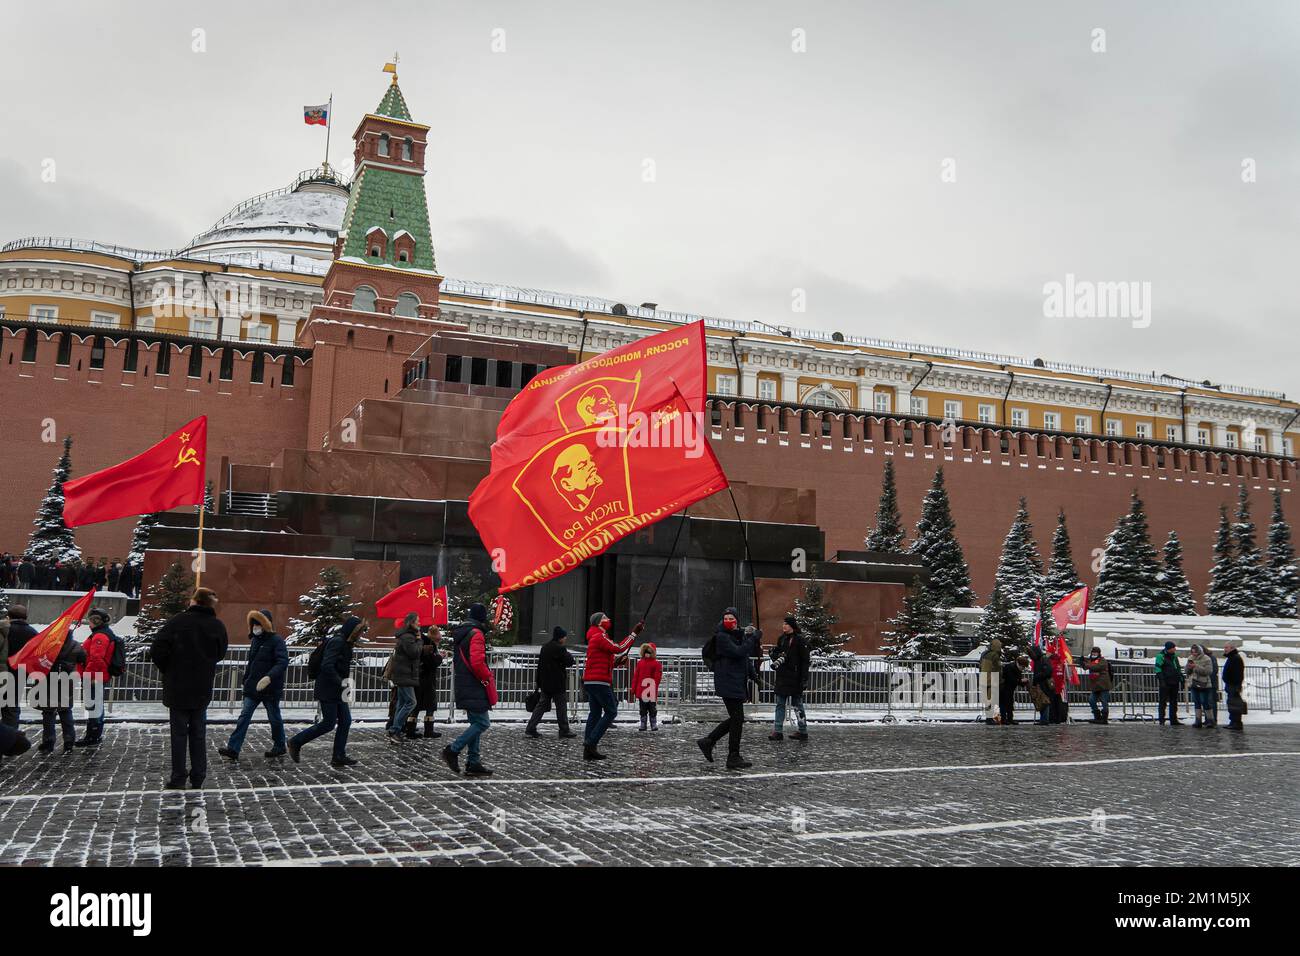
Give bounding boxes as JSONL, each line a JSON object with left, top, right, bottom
{"left": 581, "top": 611, "right": 643, "bottom": 761}
{"left": 75, "top": 607, "right": 120, "bottom": 747}
{"left": 631, "top": 642, "right": 663, "bottom": 731}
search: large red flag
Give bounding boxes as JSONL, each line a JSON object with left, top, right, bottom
{"left": 7, "top": 589, "right": 96, "bottom": 676}
{"left": 1052, "top": 586, "right": 1089, "bottom": 635}
{"left": 375, "top": 576, "right": 448, "bottom": 627}
{"left": 63, "top": 417, "right": 207, "bottom": 527}
{"left": 469, "top": 321, "right": 728, "bottom": 594}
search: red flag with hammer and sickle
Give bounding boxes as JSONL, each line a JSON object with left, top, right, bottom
{"left": 375, "top": 576, "right": 449, "bottom": 627}
{"left": 62, "top": 416, "right": 207, "bottom": 527}
{"left": 469, "top": 321, "right": 728, "bottom": 594}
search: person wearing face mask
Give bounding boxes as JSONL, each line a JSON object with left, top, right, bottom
{"left": 219, "top": 609, "right": 288, "bottom": 761}
{"left": 580, "top": 611, "right": 643, "bottom": 761}
{"left": 769, "top": 615, "right": 809, "bottom": 742}
{"left": 699, "top": 607, "right": 760, "bottom": 769}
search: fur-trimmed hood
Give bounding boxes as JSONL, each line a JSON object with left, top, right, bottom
{"left": 247, "top": 609, "right": 274, "bottom": 634}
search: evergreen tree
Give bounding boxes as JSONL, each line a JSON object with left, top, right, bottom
{"left": 1205, "top": 504, "right": 1244, "bottom": 616}
{"left": 865, "top": 459, "right": 906, "bottom": 552}
{"left": 1091, "top": 491, "right": 1162, "bottom": 613}
{"left": 1229, "top": 485, "right": 1263, "bottom": 616}
{"left": 1035, "top": 591, "right": 1059, "bottom": 650}
{"left": 1263, "top": 489, "right": 1298, "bottom": 619}
{"left": 1152, "top": 531, "right": 1197, "bottom": 616}
{"left": 27, "top": 436, "right": 80, "bottom": 564}
{"left": 908, "top": 467, "right": 976, "bottom": 607}
{"left": 447, "top": 552, "right": 492, "bottom": 625}
{"left": 0, "top": 586, "right": 9, "bottom": 619}
{"left": 975, "top": 585, "right": 1028, "bottom": 659}
{"left": 288, "top": 565, "right": 358, "bottom": 647}
{"left": 202, "top": 480, "right": 216, "bottom": 516}
{"left": 1045, "top": 509, "right": 1083, "bottom": 605}
{"left": 793, "top": 577, "right": 852, "bottom": 659}
{"left": 127, "top": 512, "right": 163, "bottom": 566}
{"left": 880, "top": 577, "right": 952, "bottom": 663}
{"left": 993, "top": 497, "right": 1045, "bottom": 609}
{"left": 133, "top": 560, "right": 194, "bottom": 651}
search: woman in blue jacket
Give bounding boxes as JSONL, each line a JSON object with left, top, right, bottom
{"left": 219, "top": 609, "right": 289, "bottom": 761}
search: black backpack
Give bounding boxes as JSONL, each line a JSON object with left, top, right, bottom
{"left": 701, "top": 633, "right": 717, "bottom": 670}
{"left": 108, "top": 635, "right": 126, "bottom": 678}
{"left": 306, "top": 638, "right": 328, "bottom": 680}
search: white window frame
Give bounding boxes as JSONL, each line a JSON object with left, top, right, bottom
{"left": 1043, "top": 412, "right": 1060, "bottom": 432}
{"left": 1105, "top": 418, "right": 1121, "bottom": 437}
{"left": 30, "top": 304, "right": 58, "bottom": 322}
{"left": 1196, "top": 428, "right": 1210, "bottom": 446}
{"left": 758, "top": 378, "right": 777, "bottom": 401}
{"left": 189, "top": 316, "right": 218, "bottom": 338}
{"left": 1225, "top": 431, "right": 1238, "bottom": 449}
{"left": 1135, "top": 422, "right": 1152, "bottom": 440}
{"left": 1253, "top": 433, "right": 1267, "bottom": 453}
{"left": 978, "top": 403, "right": 996, "bottom": 424}
{"left": 245, "top": 321, "right": 273, "bottom": 343}
{"left": 873, "top": 391, "right": 892, "bottom": 414}
{"left": 910, "top": 396, "right": 928, "bottom": 416}
{"left": 135, "top": 315, "right": 156, "bottom": 331}
{"left": 944, "top": 400, "right": 962, "bottom": 421}
{"left": 715, "top": 374, "right": 737, "bottom": 397}
{"left": 1284, "top": 437, "right": 1295, "bottom": 457}
{"left": 1011, "top": 408, "right": 1028, "bottom": 428}
{"left": 90, "top": 310, "right": 119, "bottom": 328}
{"left": 1075, "top": 415, "right": 1092, "bottom": 434}
{"left": 1166, "top": 425, "right": 1181, "bottom": 444}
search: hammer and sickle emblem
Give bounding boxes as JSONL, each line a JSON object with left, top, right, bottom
{"left": 174, "top": 432, "right": 201, "bottom": 469}
{"left": 418, "top": 585, "right": 430, "bottom": 599}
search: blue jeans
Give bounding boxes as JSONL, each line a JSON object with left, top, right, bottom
{"left": 42, "top": 708, "right": 75, "bottom": 745}
{"left": 390, "top": 686, "right": 416, "bottom": 733}
{"left": 227, "top": 695, "right": 286, "bottom": 753}
{"left": 1191, "top": 686, "right": 1214, "bottom": 713}
{"left": 450, "top": 709, "right": 490, "bottom": 766}
{"left": 1089, "top": 690, "right": 1110, "bottom": 720}
{"left": 774, "top": 694, "right": 806, "bottom": 733}
{"left": 291, "top": 700, "right": 351, "bottom": 760}
{"left": 584, "top": 683, "right": 618, "bottom": 746}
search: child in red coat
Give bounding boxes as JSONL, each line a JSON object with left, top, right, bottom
{"left": 631, "top": 643, "right": 663, "bottom": 731}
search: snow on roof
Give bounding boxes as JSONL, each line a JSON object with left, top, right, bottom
{"left": 186, "top": 190, "right": 348, "bottom": 251}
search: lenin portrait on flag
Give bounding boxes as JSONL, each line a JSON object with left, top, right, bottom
{"left": 514, "top": 430, "right": 632, "bottom": 549}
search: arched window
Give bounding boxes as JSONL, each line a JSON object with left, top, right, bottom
{"left": 805, "top": 386, "right": 846, "bottom": 409}
{"left": 395, "top": 293, "right": 420, "bottom": 318}
{"left": 402, "top": 138, "right": 413, "bottom": 161}
{"left": 352, "top": 286, "right": 377, "bottom": 312}
{"left": 378, "top": 133, "right": 390, "bottom": 157}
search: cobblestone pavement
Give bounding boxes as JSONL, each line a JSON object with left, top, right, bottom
{"left": 1, "top": 718, "right": 1296, "bottom": 866}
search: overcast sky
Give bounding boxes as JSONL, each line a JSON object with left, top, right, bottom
{"left": 2, "top": 1, "right": 1297, "bottom": 396}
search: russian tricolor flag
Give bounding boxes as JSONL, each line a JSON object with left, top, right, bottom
{"left": 303, "top": 103, "right": 329, "bottom": 126}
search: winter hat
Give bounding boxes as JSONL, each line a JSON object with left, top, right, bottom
{"left": 784, "top": 614, "right": 798, "bottom": 627}
{"left": 339, "top": 616, "right": 367, "bottom": 641}
{"left": 589, "top": 611, "right": 607, "bottom": 627}
{"left": 724, "top": 606, "right": 739, "bottom": 618}
{"left": 552, "top": 625, "right": 568, "bottom": 640}
{"left": 87, "top": 607, "right": 109, "bottom": 624}
{"left": 248, "top": 609, "right": 273, "bottom": 633}
{"left": 469, "top": 603, "right": 488, "bottom": 625}
{"left": 8, "top": 605, "right": 26, "bottom": 620}
{"left": 1163, "top": 640, "right": 1176, "bottom": 650}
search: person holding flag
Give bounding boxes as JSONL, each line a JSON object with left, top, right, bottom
{"left": 7, "top": 590, "right": 95, "bottom": 754}
{"left": 580, "top": 612, "right": 642, "bottom": 761}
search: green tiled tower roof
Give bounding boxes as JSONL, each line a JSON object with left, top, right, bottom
{"left": 375, "top": 80, "right": 412, "bottom": 121}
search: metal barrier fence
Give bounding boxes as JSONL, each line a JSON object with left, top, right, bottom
{"left": 96, "top": 650, "right": 1299, "bottom": 720}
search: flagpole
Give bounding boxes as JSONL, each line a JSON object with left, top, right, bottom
{"left": 323, "top": 93, "right": 333, "bottom": 172}
{"left": 642, "top": 508, "right": 688, "bottom": 623}
{"left": 196, "top": 501, "right": 205, "bottom": 590}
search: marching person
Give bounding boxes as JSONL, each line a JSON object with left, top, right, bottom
{"left": 75, "top": 607, "right": 123, "bottom": 747}
{"left": 442, "top": 603, "right": 498, "bottom": 775}
{"left": 631, "top": 642, "right": 663, "bottom": 732}
{"left": 698, "top": 607, "right": 759, "bottom": 769}
{"left": 978, "top": 636, "right": 1003, "bottom": 724}
{"left": 1083, "top": 647, "right": 1113, "bottom": 724}
{"left": 999, "top": 653, "right": 1028, "bottom": 725}
{"left": 150, "top": 587, "right": 229, "bottom": 788}
{"left": 405, "top": 625, "right": 443, "bottom": 739}
{"left": 1, "top": 605, "right": 36, "bottom": 730}
{"left": 1154, "top": 640, "right": 1183, "bottom": 726}
{"left": 1222, "top": 641, "right": 1246, "bottom": 731}
{"left": 580, "top": 612, "right": 642, "bottom": 761}
{"left": 525, "top": 626, "right": 577, "bottom": 739}
{"left": 1029, "top": 645, "right": 1053, "bottom": 725}
{"left": 1186, "top": 644, "right": 1215, "bottom": 728}
{"left": 386, "top": 612, "right": 423, "bottom": 744}
{"left": 38, "top": 620, "right": 86, "bottom": 754}
{"left": 769, "top": 615, "right": 810, "bottom": 741}
{"left": 289, "top": 616, "right": 368, "bottom": 767}
{"left": 218, "top": 609, "right": 288, "bottom": 761}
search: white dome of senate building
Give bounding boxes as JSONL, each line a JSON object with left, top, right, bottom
{"left": 182, "top": 165, "right": 349, "bottom": 274}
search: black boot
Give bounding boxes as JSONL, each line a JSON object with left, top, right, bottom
{"left": 423, "top": 721, "right": 440, "bottom": 739}
{"left": 218, "top": 746, "right": 239, "bottom": 761}
{"left": 264, "top": 746, "right": 287, "bottom": 759}
{"left": 583, "top": 744, "right": 606, "bottom": 761}
{"left": 465, "top": 762, "right": 493, "bottom": 776}
{"left": 697, "top": 737, "right": 715, "bottom": 763}
{"left": 725, "top": 753, "right": 752, "bottom": 770}
{"left": 524, "top": 727, "right": 541, "bottom": 739}
{"left": 441, "top": 745, "right": 461, "bottom": 774}
{"left": 402, "top": 721, "right": 420, "bottom": 740}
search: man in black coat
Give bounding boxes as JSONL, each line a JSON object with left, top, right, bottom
{"left": 769, "top": 615, "right": 809, "bottom": 742}
{"left": 39, "top": 631, "right": 87, "bottom": 754}
{"left": 218, "top": 609, "right": 288, "bottom": 762}
{"left": 1000, "top": 655, "right": 1028, "bottom": 725}
{"left": 1221, "top": 642, "right": 1246, "bottom": 731}
{"left": 2, "top": 606, "right": 38, "bottom": 729}
{"left": 289, "top": 615, "right": 368, "bottom": 767}
{"left": 17, "top": 557, "right": 34, "bottom": 590}
{"left": 526, "top": 626, "right": 578, "bottom": 739}
{"left": 698, "top": 607, "right": 759, "bottom": 770}
{"left": 151, "top": 587, "right": 229, "bottom": 789}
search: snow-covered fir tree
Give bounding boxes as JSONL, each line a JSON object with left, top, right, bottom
{"left": 879, "top": 577, "right": 953, "bottom": 663}
{"left": 288, "top": 565, "right": 358, "bottom": 647}
{"left": 0, "top": 586, "right": 9, "bottom": 618}
{"left": 1152, "top": 531, "right": 1197, "bottom": 616}
{"left": 993, "top": 497, "right": 1045, "bottom": 609}
{"left": 1091, "top": 491, "right": 1162, "bottom": 613}
{"left": 1045, "top": 509, "right": 1083, "bottom": 605}
{"left": 447, "top": 552, "right": 492, "bottom": 625}
{"left": 27, "top": 436, "right": 80, "bottom": 563}
{"left": 201, "top": 480, "right": 216, "bottom": 516}
{"left": 865, "top": 459, "right": 906, "bottom": 553}
{"left": 793, "top": 577, "right": 852, "bottom": 660}
{"left": 134, "top": 560, "right": 194, "bottom": 651}
{"left": 1205, "top": 504, "right": 1244, "bottom": 616}
{"left": 908, "top": 467, "right": 977, "bottom": 607}
{"left": 1035, "top": 592, "right": 1059, "bottom": 650}
{"left": 975, "top": 585, "right": 1028, "bottom": 659}
{"left": 1262, "top": 489, "right": 1298, "bottom": 619}
{"left": 1229, "top": 485, "right": 1263, "bottom": 616}
{"left": 127, "top": 512, "right": 162, "bottom": 566}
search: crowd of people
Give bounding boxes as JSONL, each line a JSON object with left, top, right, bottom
{"left": 0, "top": 586, "right": 1254, "bottom": 785}
{"left": 0, "top": 553, "right": 140, "bottom": 596}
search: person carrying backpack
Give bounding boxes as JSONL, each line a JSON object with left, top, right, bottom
{"left": 698, "top": 607, "right": 760, "bottom": 770}
{"left": 289, "top": 616, "right": 368, "bottom": 768}
{"left": 1082, "top": 647, "right": 1113, "bottom": 724}
{"left": 75, "top": 607, "right": 123, "bottom": 747}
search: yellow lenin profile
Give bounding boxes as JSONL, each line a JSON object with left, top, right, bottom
{"left": 554, "top": 372, "right": 641, "bottom": 434}
{"left": 512, "top": 429, "right": 632, "bottom": 549}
